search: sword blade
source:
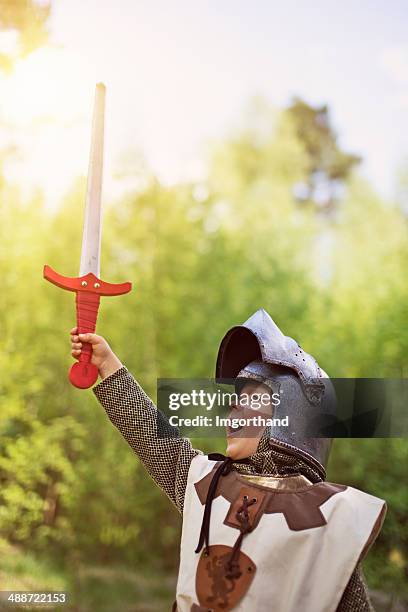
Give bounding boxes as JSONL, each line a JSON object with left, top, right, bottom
{"left": 79, "top": 83, "right": 106, "bottom": 277}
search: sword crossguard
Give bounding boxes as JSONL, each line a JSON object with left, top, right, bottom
{"left": 43, "top": 264, "right": 132, "bottom": 389}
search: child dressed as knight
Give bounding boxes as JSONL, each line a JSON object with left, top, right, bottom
{"left": 70, "top": 309, "right": 385, "bottom": 612}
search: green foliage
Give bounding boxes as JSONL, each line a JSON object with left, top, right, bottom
{"left": 0, "top": 0, "right": 51, "bottom": 70}
{"left": 329, "top": 439, "right": 408, "bottom": 595}
{"left": 286, "top": 97, "right": 361, "bottom": 213}
{"left": 0, "top": 98, "right": 407, "bottom": 607}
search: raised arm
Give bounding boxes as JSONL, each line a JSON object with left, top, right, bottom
{"left": 70, "top": 328, "right": 201, "bottom": 513}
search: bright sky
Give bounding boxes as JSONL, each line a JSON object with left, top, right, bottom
{"left": 0, "top": 0, "right": 407, "bottom": 208}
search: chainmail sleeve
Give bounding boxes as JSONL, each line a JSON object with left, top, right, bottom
{"left": 92, "top": 365, "right": 201, "bottom": 513}
{"left": 336, "top": 565, "right": 374, "bottom": 611}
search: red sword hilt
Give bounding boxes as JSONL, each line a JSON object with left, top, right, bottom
{"left": 44, "top": 264, "right": 132, "bottom": 389}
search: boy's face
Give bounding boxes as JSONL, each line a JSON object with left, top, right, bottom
{"left": 225, "top": 380, "right": 273, "bottom": 460}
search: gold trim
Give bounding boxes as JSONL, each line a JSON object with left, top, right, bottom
{"left": 240, "top": 473, "right": 312, "bottom": 491}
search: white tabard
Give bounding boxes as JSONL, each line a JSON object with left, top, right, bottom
{"left": 175, "top": 454, "right": 386, "bottom": 612}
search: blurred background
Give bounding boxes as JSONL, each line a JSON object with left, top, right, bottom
{"left": 0, "top": 1, "right": 407, "bottom": 610}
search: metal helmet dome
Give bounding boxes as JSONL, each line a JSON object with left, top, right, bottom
{"left": 216, "top": 309, "right": 335, "bottom": 475}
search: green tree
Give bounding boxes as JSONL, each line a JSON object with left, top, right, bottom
{"left": 286, "top": 97, "right": 361, "bottom": 215}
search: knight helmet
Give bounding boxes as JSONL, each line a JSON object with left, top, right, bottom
{"left": 216, "top": 309, "right": 336, "bottom": 477}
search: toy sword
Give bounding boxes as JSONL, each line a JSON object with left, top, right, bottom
{"left": 44, "top": 83, "right": 132, "bottom": 389}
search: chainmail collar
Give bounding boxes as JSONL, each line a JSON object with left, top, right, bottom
{"left": 230, "top": 430, "right": 324, "bottom": 484}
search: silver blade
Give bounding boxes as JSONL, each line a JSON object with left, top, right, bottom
{"left": 79, "top": 83, "right": 105, "bottom": 277}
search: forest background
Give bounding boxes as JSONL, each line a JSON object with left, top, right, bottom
{"left": 0, "top": 2, "right": 407, "bottom": 610}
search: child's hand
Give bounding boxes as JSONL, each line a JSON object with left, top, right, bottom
{"left": 70, "top": 327, "right": 123, "bottom": 380}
